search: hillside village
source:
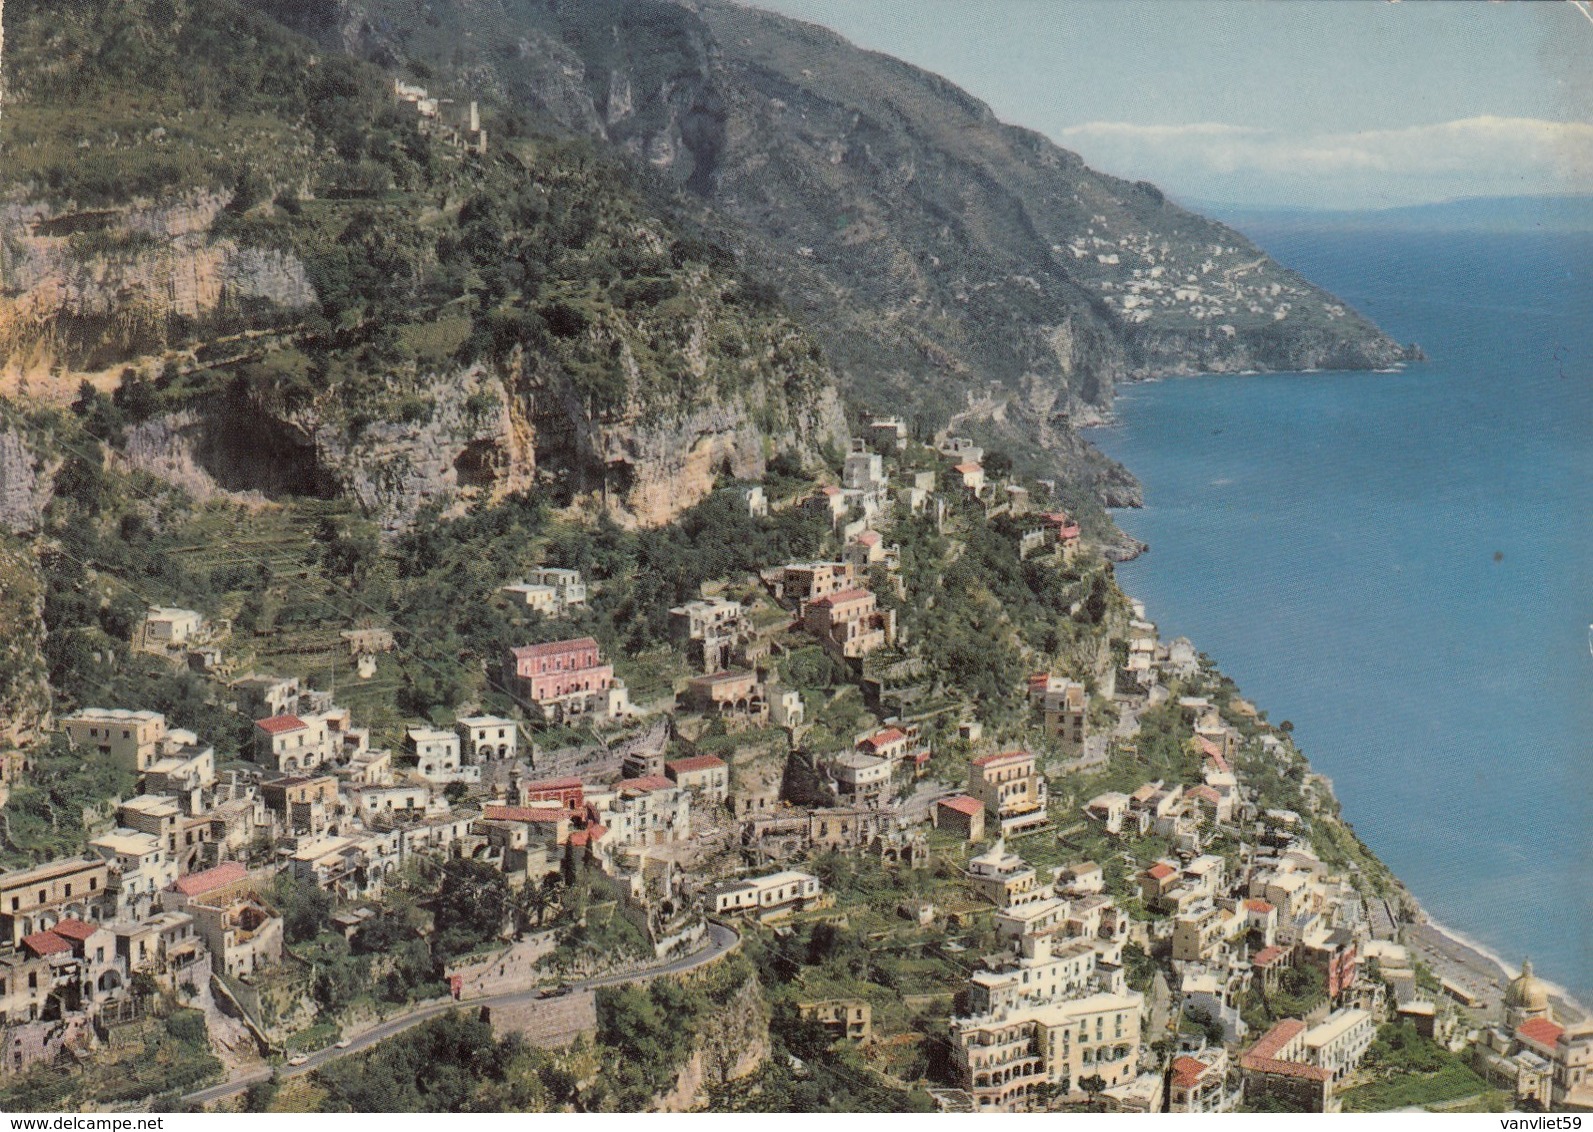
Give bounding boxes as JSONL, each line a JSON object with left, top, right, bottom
{"left": 1, "top": 416, "right": 1585, "bottom": 1115}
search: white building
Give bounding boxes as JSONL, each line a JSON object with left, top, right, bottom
{"left": 1303, "top": 1008, "right": 1375, "bottom": 1081}
{"left": 456, "top": 715, "right": 518, "bottom": 762}
{"left": 709, "top": 870, "right": 823, "bottom": 917}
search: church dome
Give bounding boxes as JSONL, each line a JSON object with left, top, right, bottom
{"left": 1506, "top": 959, "right": 1551, "bottom": 1013}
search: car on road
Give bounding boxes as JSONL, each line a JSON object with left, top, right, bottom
{"left": 334, "top": 1038, "right": 352, "bottom": 1049}
{"left": 537, "top": 985, "right": 571, "bottom": 999}
{"left": 287, "top": 1054, "right": 309, "bottom": 1067}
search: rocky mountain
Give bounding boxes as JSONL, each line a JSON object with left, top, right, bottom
{"left": 0, "top": 0, "right": 1412, "bottom": 536}
{"left": 0, "top": 0, "right": 845, "bottom": 531}
{"left": 263, "top": 0, "right": 1412, "bottom": 451}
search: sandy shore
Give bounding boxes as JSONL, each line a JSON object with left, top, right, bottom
{"left": 1406, "top": 914, "right": 1587, "bottom": 1025}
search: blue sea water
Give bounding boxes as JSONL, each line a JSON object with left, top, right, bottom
{"left": 1084, "top": 226, "right": 1593, "bottom": 1000}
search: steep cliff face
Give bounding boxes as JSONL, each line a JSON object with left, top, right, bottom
{"left": 0, "top": 422, "right": 53, "bottom": 533}
{"left": 654, "top": 968, "right": 770, "bottom": 1112}
{"left": 0, "top": 194, "right": 317, "bottom": 379}
{"left": 282, "top": 0, "right": 1410, "bottom": 507}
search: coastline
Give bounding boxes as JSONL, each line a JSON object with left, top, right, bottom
{"left": 1411, "top": 910, "right": 1590, "bottom": 1024}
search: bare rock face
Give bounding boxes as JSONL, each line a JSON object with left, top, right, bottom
{"left": 0, "top": 541, "right": 52, "bottom": 749}
{"left": 0, "top": 193, "right": 316, "bottom": 380}
{"left": 578, "top": 381, "right": 846, "bottom": 529}
{"left": 308, "top": 363, "right": 535, "bottom": 534}
{"left": 0, "top": 423, "right": 52, "bottom": 534}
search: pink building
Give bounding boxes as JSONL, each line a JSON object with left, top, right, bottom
{"left": 505, "top": 638, "right": 625, "bottom": 722}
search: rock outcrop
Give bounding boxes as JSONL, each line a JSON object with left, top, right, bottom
{"left": 654, "top": 968, "right": 770, "bottom": 1112}
{"left": 0, "top": 193, "right": 316, "bottom": 380}
{"left": 0, "top": 422, "right": 52, "bottom": 533}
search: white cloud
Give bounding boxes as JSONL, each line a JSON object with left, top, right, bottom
{"left": 1056, "top": 116, "right": 1593, "bottom": 207}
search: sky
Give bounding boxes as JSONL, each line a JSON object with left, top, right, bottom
{"left": 749, "top": 0, "right": 1593, "bottom": 210}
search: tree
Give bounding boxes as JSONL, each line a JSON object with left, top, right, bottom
{"left": 432, "top": 858, "right": 511, "bottom": 957}
{"left": 273, "top": 874, "right": 333, "bottom": 944}
{"left": 1080, "top": 1074, "right": 1107, "bottom": 1110}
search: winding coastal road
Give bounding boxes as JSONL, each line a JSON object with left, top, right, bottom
{"left": 182, "top": 921, "right": 740, "bottom": 1108}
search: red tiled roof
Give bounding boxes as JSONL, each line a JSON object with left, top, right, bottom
{"left": 1517, "top": 1018, "right": 1565, "bottom": 1048}
{"left": 938, "top": 795, "right": 984, "bottom": 817}
{"left": 855, "top": 531, "right": 881, "bottom": 546}
{"left": 173, "top": 861, "right": 248, "bottom": 897}
{"left": 510, "top": 637, "right": 598, "bottom": 659}
{"left": 953, "top": 462, "right": 981, "bottom": 474}
{"left": 585, "top": 822, "right": 607, "bottom": 841}
{"left": 860, "top": 727, "right": 906, "bottom": 750}
{"left": 1245, "top": 1019, "right": 1307, "bottom": 1063}
{"left": 21, "top": 930, "right": 72, "bottom": 958}
{"left": 254, "top": 714, "right": 306, "bottom": 735}
{"left": 568, "top": 831, "right": 589, "bottom": 848}
{"left": 1253, "top": 945, "right": 1290, "bottom": 968}
{"left": 1245, "top": 899, "right": 1276, "bottom": 914}
{"left": 616, "top": 775, "right": 674, "bottom": 793}
{"left": 1040, "top": 511, "right": 1071, "bottom": 526}
{"left": 1146, "top": 863, "right": 1176, "bottom": 880}
{"left": 485, "top": 805, "right": 566, "bottom": 823}
{"left": 49, "top": 918, "right": 98, "bottom": 942}
{"left": 1188, "top": 785, "right": 1221, "bottom": 804}
{"left": 821, "top": 485, "right": 843, "bottom": 496}
{"left": 1027, "top": 673, "right": 1052, "bottom": 689}
{"left": 913, "top": 750, "right": 931, "bottom": 764}
{"left": 971, "top": 750, "right": 1030, "bottom": 767}
{"left": 808, "top": 587, "right": 873, "bottom": 608}
{"left": 1171, "top": 1057, "right": 1208, "bottom": 1090}
{"left": 523, "top": 776, "right": 583, "bottom": 793}
{"left": 1241, "top": 1057, "right": 1331, "bottom": 1082}
{"left": 667, "top": 755, "right": 728, "bottom": 774}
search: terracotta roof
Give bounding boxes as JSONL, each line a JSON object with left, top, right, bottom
{"left": 938, "top": 795, "right": 985, "bottom": 817}
{"left": 49, "top": 918, "right": 98, "bottom": 942}
{"left": 953, "top": 462, "right": 982, "bottom": 474}
{"left": 1253, "top": 945, "right": 1290, "bottom": 967}
{"left": 173, "top": 860, "right": 248, "bottom": 897}
{"left": 21, "top": 930, "right": 72, "bottom": 958}
{"left": 1245, "top": 899, "right": 1276, "bottom": 914}
{"left": 616, "top": 775, "right": 675, "bottom": 793}
{"left": 1171, "top": 1057, "right": 1208, "bottom": 1090}
{"left": 970, "top": 750, "right": 1030, "bottom": 767}
{"left": 1245, "top": 1019, "right": 1307, "bottom": 1063}
{"left": 568, "top": 831, "right": 589, "bottom": 848}
{"left": 1188, "top": 785, "right": 1221, "bottom": 804}
{"left": 484, "top": 805, "right": 569, "bottom": 823}
{"left": 1518, "top": 1018, "right": 1565, "bottom": 1048}
{"left": 1146, "top": 863, "right": 1176, "bottom": 880}
{"left": 523, "top": 776, "right": 583, "bottom": 793}
{"left": 586, "top": 822, "right": 607, "bottom": 840}
{"left": 855, "top": 531, "right": 881, "bottom": 546}
{"left": 510, "top": 637, "right": 598, "bottom": 659}
{"left": 913, "top": 750, "right": 932, "bottom": 764}
{"left": 667, "top": 755, "right": 728, "bottom": 774}
{"left": 808, "top": 587, "right": 873, "bottom": 608}
{"left": 1241, "top": 1056, "right": 1330, "bottom": 1082}
{"left": 1041, "top": 511, "right": 1072, "bottom": 526}
{"left": 821, "top": 485, "right": 843, "bottom": 496}
{"left": 860, "top": 727, "right": 906, "bottom": 750}
{"left": 254, "top": 714, "right": 307, "bottom": 735}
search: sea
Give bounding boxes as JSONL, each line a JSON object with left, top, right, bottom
{"left": 1083, "top": 223, "right": 1593, "bottom": 1002}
